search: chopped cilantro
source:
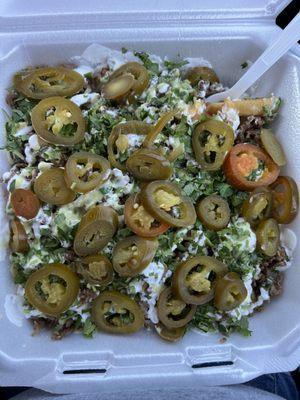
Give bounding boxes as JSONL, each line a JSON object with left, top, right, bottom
{"left": 1, "top": 118, "right": 26, "bottom": 160}
{"left": 12, "top": 264, "right": 28, "bottom": 285}
{"left": 263, "top": 97, "right": 281, "bottom": 123}
{"left": 84, "top": 72, "right": 93, "bottom": 80}
{"left": 219, "top": 316, "right": 251, "bottom": 337}
{"left": 11, "top": 96, "right": 37, "bottom": 124}
{"left": 191, "top": 304, "right": 218, "bottom": 333}
{"left": 134, "top": 51, "right": 159, "bottom": 75}
{"left": 60, "top": 123, "right": 77, "bottom": 137}
{"left": 8, "top": 179, "right": 16, "bottom": 193}
{"left": 182, "top": 182, "right": 195, "bottom": 196}
{"left": 41, "top": 236, "right": 61, "bottom": 250}
{"left": 215, "top": 182, "right": 234, "bottom": 198}
{"left": 247, "top": 160, "right": 265, "bottom": 182}
{"left": 163, "top": 59, "right": 188, "bottom": 71}
{"left": 83, "top": 318, "right": 96, "bottom": 338}
{"left": 191, "top": 304, "right": 251, "bottom": 337}
{"left": 82, "top": 108, "right": 123, "bottom": 156}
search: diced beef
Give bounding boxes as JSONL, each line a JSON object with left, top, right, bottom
{"left": 235, "top": 116, "right": 265, "bottom": 145}
{"left": 31, "top": 316, "right": 58, "bottom": 336}
{"left": 90, "top": 67, "right": 109, "bottom": 93}
{"left": 78, "top": 287, "right": 98, "bottom": 305}
{"left": 253, "top": 246, "right": 287, "bottom": 299}
{"left": 51, "top": 318, "right": 77, "bottom": 340}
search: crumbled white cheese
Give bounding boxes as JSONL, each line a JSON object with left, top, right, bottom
{"left": 227, "top": 265, "right": 270, "bottom": 320}
{"left": 206, "top": 311, "right": 223, "bottom": 321}
{"left": 137, "top": 103, "right": 156, "bottom": 119}
{"left": 107, "top": 50, "right": 140, "bottom": 71}
{"left": 69, "top": 304, "right": 90, "bottom": 322}
{"left": 128, "top": 279, "right": 144, "bottom": 295}
{"left": 103, "top": 192, "right": 122, "bottom": 209}
{"left": 149, "top": 75, "right": 159, "bottom": 86}
{"left": 106, "top": 109, "right": 119, "bottom": 118}
{"left": 240, "top": 287, "right": 270, "bottom": 318}
{"left": 143, "top": 261, "right": 166, "bottom": 289}
{"left": 239, "top": 233, "right": 256, "bottom": 253}
{"left": 168, "top": 136, "right": 182, "bottom": 148}
{"left": 277, "top": 228, "right": 297, "bottom": 271}
{"left": 124, "top": 51, "right": 142, "bottom": 64}
{"left": 70, "top": 92, "right": 100, "bottom": 107}
{"left": 149, "top": 54, "right": 163, "bottom": 71}
{"left": 51, "top": 202, "right": 83, "bottom": 242}
{"left": 30, "top": 208, "right": 52, "bottom": 239}
{"left": 186, "top": 159, "right": 198, "bottom": 168}
{"left": 73, "top": 44, "right": 111, "bottom": 67}
{"left": 23, "top": 254, "right": 44, "bottom": 270}
{"left": 144, "top": 116, "right": 153, "bottom": 124}
{"left": 178, "top": 99, "right": 206, "bottom": 125}
{"left": 28, "top": 134, "right": 40, "bottom": 150}
{"left": 215, "top": 104, "right": 240, "bottom": 136}
{"left": 37, "top": 161, "right": 53, "bottom": 173}
{"left": 147, "top": 85, "right": 157, "bottom": 100}
{"left": 42, "top": 146, "right": 61, "bottom": 162}
{"left": 126, "top": 134, "right": 145, "bottom": 150}
{"left": 157, "top": 83, "right": 169, "bottom": 94}
{"left": 23, "top": 308, "right": 44, "bottom": 319}
{"left": 220, "top": 218, "right": 257, "bottom": 253}
{"left": 108, "top": 168, "right": 133, "bottom": 191}
{"left": 181, "top": 252, "right": 191, "bottom": 262}
{"left": 24, "top": 146, "right": 34, "bottom": 164}
{"left": 14, "top": 123, "right": 33, "bottom": 137}
{"left": 73, "top": 44, "right": 141, "bottom": 72}
{"left": 22, "top": 239, "right": 64, "bottom": 270}
{"left": 54, "top": 168, "right": 132, "bottom": 229}
{"left": 5, "top": 167, "right": 34, "bottom": 190}
{"left": 187, "top": 228, "right": 206, "bottom": 255}
{"left": 280, "top": 228, "right": 297, "bottom": 259}
{"left": 269, "top": 94, "right": 280, "bottom": 114}
{"left": 24, "top": 134, "right": 41, "bottom": 164}
{"left": 65, "top": 207, "right": 82, "bottom": 225}
{"left": 128, "top": 261, "right": 169, "bottom": 324}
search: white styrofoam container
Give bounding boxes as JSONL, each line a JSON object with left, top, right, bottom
{"left": 0, "top": 0, "right": 300, "bottom": 394}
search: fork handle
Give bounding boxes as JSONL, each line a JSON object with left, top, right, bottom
{"left": 228, "top": 12, "right": 300, "bottom": 99}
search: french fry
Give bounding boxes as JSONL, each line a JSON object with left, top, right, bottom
{"left": 206, "top": 97, "right": 279, "bottom": 116}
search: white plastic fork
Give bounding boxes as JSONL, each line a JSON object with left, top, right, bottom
{"left": 207, "top": 12, "right": 300, "bottom": 103}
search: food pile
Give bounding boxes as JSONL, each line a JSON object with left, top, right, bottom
{"left": 1, "top": 46, "right": 298, "bottom": 341}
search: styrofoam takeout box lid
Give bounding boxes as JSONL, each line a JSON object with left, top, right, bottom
{"left": 0, "top": 0, "right": 293, "bottom": 32}
{"left": 0, "top": 0, "right": 300, "bottom": 394}
{"left": 0, "top": 0, "right": 292, "bottom": 17}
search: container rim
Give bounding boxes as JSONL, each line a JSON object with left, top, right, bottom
{"left": 0, "top": 0, "right": 293, "bottom": 33}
